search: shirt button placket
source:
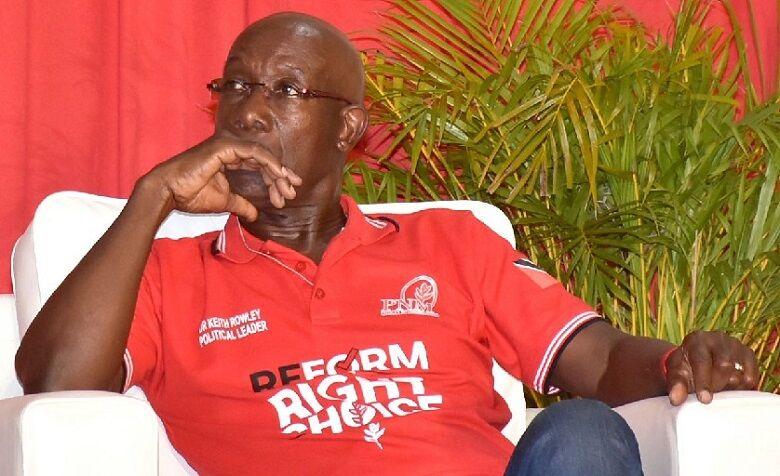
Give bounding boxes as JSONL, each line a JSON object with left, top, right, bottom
{"left": 310, "top": 280, "right": 339, "bottom": 322}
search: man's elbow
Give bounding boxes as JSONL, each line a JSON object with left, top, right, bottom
{"left": 15, "top": 366, "right": 51, "bottom": 395}
{"left": 15, "top": 352, "right": 60, "bottom": 394}
{"left": 17, "top": 372, "right": 121, "bottom": 395}
{"left": 14, "top": 351, "right": 119, "bottom": 395}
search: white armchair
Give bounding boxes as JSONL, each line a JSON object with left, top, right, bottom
{"left": 1, "top": 191, "right": 779, "bottom": 475}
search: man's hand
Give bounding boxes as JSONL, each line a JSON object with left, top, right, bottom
{"left": 549, "top": 321, "right": 761, "bottom": 407}
{"left": 143, "top": 135, "right": 303, "bottom": 221}
{"left": 666, "top": 331, "right": 759, "bottom": 406}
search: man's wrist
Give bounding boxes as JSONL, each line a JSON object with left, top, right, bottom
{"left": 660, "top": 346, "right": 677, "bottom": 379}
{"left": 130, "top": 174, "right": 175, "bottom": 224}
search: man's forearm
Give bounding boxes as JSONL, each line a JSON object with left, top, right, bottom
{"left": 15, "top": 178, "right": 171, "bottom": 393}
{"left": 549, "top": 320, "right": 757, "bottom": 407}
{"left": 595, "top": 334, "right": 674, "bottom": 406}
{"left": 548, "top": 321, "right": 675, "bottom": 407}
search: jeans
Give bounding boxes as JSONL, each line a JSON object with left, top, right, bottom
{"left": 504, "top": 399, "right": 643, "bottom": 476}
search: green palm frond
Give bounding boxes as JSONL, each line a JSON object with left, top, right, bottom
{"left": 346, "top": 0, "right": 780, "bottom": 404}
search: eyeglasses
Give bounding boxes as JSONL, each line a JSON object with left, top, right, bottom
{"left": 207, "top": 78, "right": 352, "bottom": 105}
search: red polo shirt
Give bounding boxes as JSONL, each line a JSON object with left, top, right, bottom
{"left": 123, "top": 195, "right": 599, "bottom": 475}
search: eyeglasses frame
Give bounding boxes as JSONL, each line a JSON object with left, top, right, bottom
{"left": 207, "top": 78, "right": 353, "bottom": 105}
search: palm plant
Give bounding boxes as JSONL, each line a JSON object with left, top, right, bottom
{"left": 343, "top": 0, "right": 780, "bottom": 405}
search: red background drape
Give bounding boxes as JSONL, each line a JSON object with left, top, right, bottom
{"left": 1, "top": 0, "right": 777, "bottom": 293}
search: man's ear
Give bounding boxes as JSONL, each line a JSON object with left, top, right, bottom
{"left": 337, "top": 105, "right": 368, "bottom": 151}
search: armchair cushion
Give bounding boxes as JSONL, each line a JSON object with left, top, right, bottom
{"left": 0, "top": 391, "right": 159, "bottom": 475}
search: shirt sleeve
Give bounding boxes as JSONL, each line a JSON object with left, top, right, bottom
{"left": 472, "top": 217, "right": 601, "bottom": 394}
{"left": 123, "top": 245, "right": 164, "bottom": 393}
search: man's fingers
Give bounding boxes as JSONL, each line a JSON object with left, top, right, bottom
{"left": 260, "top": 170, "right": 274, "bottom": 187}
{"left": 666, "top": 350, "right": 693, "bottom": 406}
{"left": 211, "top": 139, "right": 302, "bottom": 207}
{"left": 671, "top": 331, "right": 760, "bottom": 403}
{"left": 667, "top": 376, "right": 690, "bottom": 406}
{"left": 713, "top": 357, "right": 740, "bottom": 391}
{"left": 225, "top": 193, "right": 258, "bottom": 222}
{"left": 688, "top": 347, "right": 714, "bottom": 404}
{"left": 198, "top": 138, "right": 300, "bottom": 210}
{"left": 243, "top": 149, "right": 291, "bottom": 180}
{"left": 214, "top": 140, "right": 286, "bottom": 178}
{"left": 268, "top": 183, "right": 285, "bottom": 209}
{"left": 740, "top": 347, "right": 760, "bottom": 390}
{"left": 283, "top": 167, "right": 303, "bottom": 186}
{"left": 275, "top": 177, "right": 296, "bottom": 200}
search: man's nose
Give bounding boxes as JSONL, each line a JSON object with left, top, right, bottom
{"left": 233, "top": 92, "right": 272, "bottom": 133}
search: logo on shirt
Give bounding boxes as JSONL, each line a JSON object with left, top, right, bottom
{"left": 249, "top": 341, "right": 442, "bottom": 450}
{"left": 364, "top": 423, "right": 386, "bottom": 449}
{"left": 380, "top": 275, "right": 440, "bottom": 317}
{"left": 198, "top": 308, "right": 268, "bottom": 347}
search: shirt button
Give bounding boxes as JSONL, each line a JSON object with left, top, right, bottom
{"left": 295, "top": 261, "right": 306, "bottom": 272}
{"left": 314, "top": 288, "right": 325, "bottom": 299}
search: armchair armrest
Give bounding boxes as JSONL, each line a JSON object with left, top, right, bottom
{"left": 615, "top": 390, "right": 780, "bottom": 476}
{"left": 0, "top": 391, "right": 159, "bottom": 475}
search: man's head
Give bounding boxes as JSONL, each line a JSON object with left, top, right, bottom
{"left": 214, "top": 12, "right": 367, "bottom": 208}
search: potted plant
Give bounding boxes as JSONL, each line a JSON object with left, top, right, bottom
{"left": 345, "top": 0, "right": 780, "bottom": 405}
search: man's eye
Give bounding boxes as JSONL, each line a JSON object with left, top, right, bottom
{"left": 224, "top": 79, "right": 247, "bottom": 92}
{"left": 277, "top": 83, "right": 302, "bottom": 97}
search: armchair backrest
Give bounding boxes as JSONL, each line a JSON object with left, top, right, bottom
{"left": 9, "top": 191, "right": 527, "bottom": 442}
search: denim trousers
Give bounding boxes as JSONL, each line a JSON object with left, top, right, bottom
{"left": 504, "top": 399, "right": 644, "bottom": 476}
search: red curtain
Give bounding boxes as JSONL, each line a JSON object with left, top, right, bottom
{"left": 0, "top": 0, "right": 776, "bottom": 293}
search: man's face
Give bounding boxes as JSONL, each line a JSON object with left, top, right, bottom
{"left": 214, "top": 21, "right": 351, "bottom": 207}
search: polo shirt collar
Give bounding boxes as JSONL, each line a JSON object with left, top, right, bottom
{"left": 213, "top": 195, "right": 396, "bottom": 264}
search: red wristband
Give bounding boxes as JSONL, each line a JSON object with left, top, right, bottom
{"left": 660, "top": 347, "right": 677, "bottom": 378}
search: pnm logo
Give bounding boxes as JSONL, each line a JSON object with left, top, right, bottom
{"left": 381, "top": 275, "right": 439, "bottom": 317}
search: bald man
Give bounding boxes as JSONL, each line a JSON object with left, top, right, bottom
{"left": 17, "top": 12, "right": 758, "bottom": 476}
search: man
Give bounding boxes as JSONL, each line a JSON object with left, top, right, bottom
{"left": 15, "top": 12, "right": 758, "bottom": 476}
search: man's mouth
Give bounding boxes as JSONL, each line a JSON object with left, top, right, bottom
{"left": 224, "top": 169, "right": 271, "bottom": 199}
